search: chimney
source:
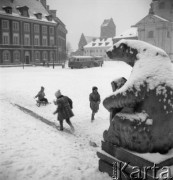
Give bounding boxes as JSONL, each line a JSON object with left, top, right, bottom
{"left": 50, "top": 10, "right": 57, "bottom": 18}
{"left": 46, "top": 5, "right": 49, "bottom": 11}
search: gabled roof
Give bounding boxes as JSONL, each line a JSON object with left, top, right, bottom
{"left": 85, "top": 36, "right": 98, "bottom": 43}
{"left": 0, "top": 0, "right": 56, "bottom": 23}
{"left": 134, "top": 14, "right": 169, "bottom": 26}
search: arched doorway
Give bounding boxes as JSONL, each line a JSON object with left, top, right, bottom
{"left": 25, "top": 51, "right": 30, "bottom": 64}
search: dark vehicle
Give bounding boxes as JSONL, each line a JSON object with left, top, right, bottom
{"left": 68, "top": 56, "right": 104, "bottom": 69}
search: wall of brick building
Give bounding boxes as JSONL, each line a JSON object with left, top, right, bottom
{"left": 0, "top": 15, "right": 57, "bottom": 65}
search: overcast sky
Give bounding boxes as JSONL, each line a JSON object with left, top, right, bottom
{"left": 47, "top": 0, "right": 152, "bottom": 51}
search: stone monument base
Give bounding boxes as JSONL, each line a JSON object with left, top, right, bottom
{"left": 97, "top": 141, "right": 173, "bottom": 180}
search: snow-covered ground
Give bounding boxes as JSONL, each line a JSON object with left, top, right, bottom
{"left": 0, "top": 61, "right": 132, "bottom": 180}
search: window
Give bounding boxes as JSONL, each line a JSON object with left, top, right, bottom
{"left": 13, "top": 51, "right": 20, "bottom": 62}
{"left": 34, "top": 35, "right": 40, "bottom": 46}
{"left": 23, "top": 10, "right": 28, "bottom": 17}
{"left": 35, "top": 51, "right": 40, "bottom": 61}
{"left": 46, "top": 15, "right": 52, "bottom": 21}
{"left": 24, "top": 23, "right": 30, "bottom": 32}
{"left": 50, "top": 51, "right": 54, "bottom": 61}
{"left": 105, "top": 42, "right": 109, "bottom": 46}
{"left": 3, "top": 7, "right": 12, "bottom": 14}
{"left": 6, "top": 8, "right": 12, "bottom": 14}
{"left": 50, "top": 36, "right": 54, "bottom": 46}
{"left": 35, "top": 13, "right": 42, "bottom": 20}
{"left": 17, "top": 6, "right": 29, "bottom": 17}
{"left": 49, "top": 27, "right": 54, "bottom": 35}
{"left": 34, "top": 24, "right": 39, "bottom": 33}
{"left": 2, "top": 20, "right": 9, "bottom": 29}
{"left": 42, "top": 36, "right": 47, "bottom": 46}
{"left": 42, "top": 26, "right": 47, "bottom": 34}
{"left": 24, "top": 34, "right": 30, "bottom": 46}
{"left": 2, "top": 32, "right": 10, "bottom": 44}
{"left": 171, "top": 4, "right": 173, "bottom": 13}
{"left": 3, "top": 50, "right": 10, "bottom": 62}
{"left": 13, "top": 21, "right": 19, "bottom": 31}
{"left": 148, "top": 31, "right": 154, "bottom": 38}
{"left": 42, "top": 51, "right": 47, "bottom": 61}
{"left": 13, "top": 33, "right": 20, "bottom": 45}
{"left": 167, "top": 31, "right": 170, "bottom": 38}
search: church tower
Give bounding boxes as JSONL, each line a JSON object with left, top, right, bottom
{"left": 150, "top": 0, "right": 173, "bottom": 22}
{"left": 100, "top": 18, "right": 116, "bottom": 38}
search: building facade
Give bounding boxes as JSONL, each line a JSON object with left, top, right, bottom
{"left": 100, "top": 18, "right": 116, "bottom": 38}
{"left": 50, "top": 10, "right": 67, "bottom": 63}
{"left": 84, "top": 38, "right": 113, "bottom": 60}
{"left": 0, "top": 0, "right": 67, "bottom": 65}
{"left": 133, "top": 0, "right": 173, "bottom": 61}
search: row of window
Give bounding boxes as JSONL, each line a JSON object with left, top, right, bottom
{"left": 2, "top": 33, "right": 54, "bottom": 46}
{"left": 2, "top": 20, "right": 54, "bottom": 35}
{"left": 84, "top": 49, "right": 107, "bottom": 53}
{"left": 35, "top": 51, "right": 55, "bottom": 61}
{"left": 1, "top": 50, "right": 55, "bottom": 62}
{"left": 147, "top": 31, "right": 170, "bottom": 38}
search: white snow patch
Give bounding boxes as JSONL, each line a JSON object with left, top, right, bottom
{"left": 116, "top": 111, "right": 153, "bottom": 125}
{"left": 0, "top": 61, "right": 130, "bottom": 180}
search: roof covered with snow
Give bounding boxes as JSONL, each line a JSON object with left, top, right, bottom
{"left": 153, "top": 15, "right": 169, "bottom": 22}
{"left": 84, "top": 37, "right": 113, "bottom": 48}
{"left": 85, "top": 36, "right": 98, "bottom": 43}
{"left": 134, "top": 14, "right": 171, "bottom": 27}
{"left": 0, "top": 0, "right": 56, "bottom": 24}
{"left": 113, "top": 27, "right": 138, "bottom": 39}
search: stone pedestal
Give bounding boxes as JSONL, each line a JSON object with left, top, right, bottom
{"left": 97, "top": 141, "right": 173, "bottom": 180}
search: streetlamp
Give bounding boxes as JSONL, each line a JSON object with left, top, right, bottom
{"left": 23, "top": 58, "right": 24, "bottom": 69}
{"left": 52, "top": 45, "right": 56, "bottom": 69}
{"left": 53, "top": 48, "right": 54, "bottom": 69}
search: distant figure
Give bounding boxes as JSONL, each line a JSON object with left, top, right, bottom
{"left": 35, "top": 86, "right": 48, "bottom": 103}
{"left": 53, "top": 90, "right": 75, "bottom": 131}
{"left": 89, "top": 86, "right": 101, "bottom": 122}
{"left": 43, "top": 60, "right": 45, "bottom": 66}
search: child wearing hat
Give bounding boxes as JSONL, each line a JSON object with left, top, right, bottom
{"left": 53, "top": 90, "right": 75, "bottom": 132}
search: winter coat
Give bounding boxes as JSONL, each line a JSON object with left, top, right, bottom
{"left": 54, "top": 95, "right": 74, "bottom": 121}
{"left": 89, "top": 92, "right": 100, "bottom": 113}
{"left": 35, "top": 90, "right": 45, "bottom": 101}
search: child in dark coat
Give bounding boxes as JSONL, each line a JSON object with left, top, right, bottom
{"left": 35, "top": 86, "right": 48, "bottom": 103}
{"left": 53, "top": 90, "right": 75, "bottom": 131}
{"left": 89, "top": 86, "right": 101, "bottom": 122}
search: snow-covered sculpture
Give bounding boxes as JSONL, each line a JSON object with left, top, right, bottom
{"left": 103, "top": 40, "right": 173, "bottom": 154}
